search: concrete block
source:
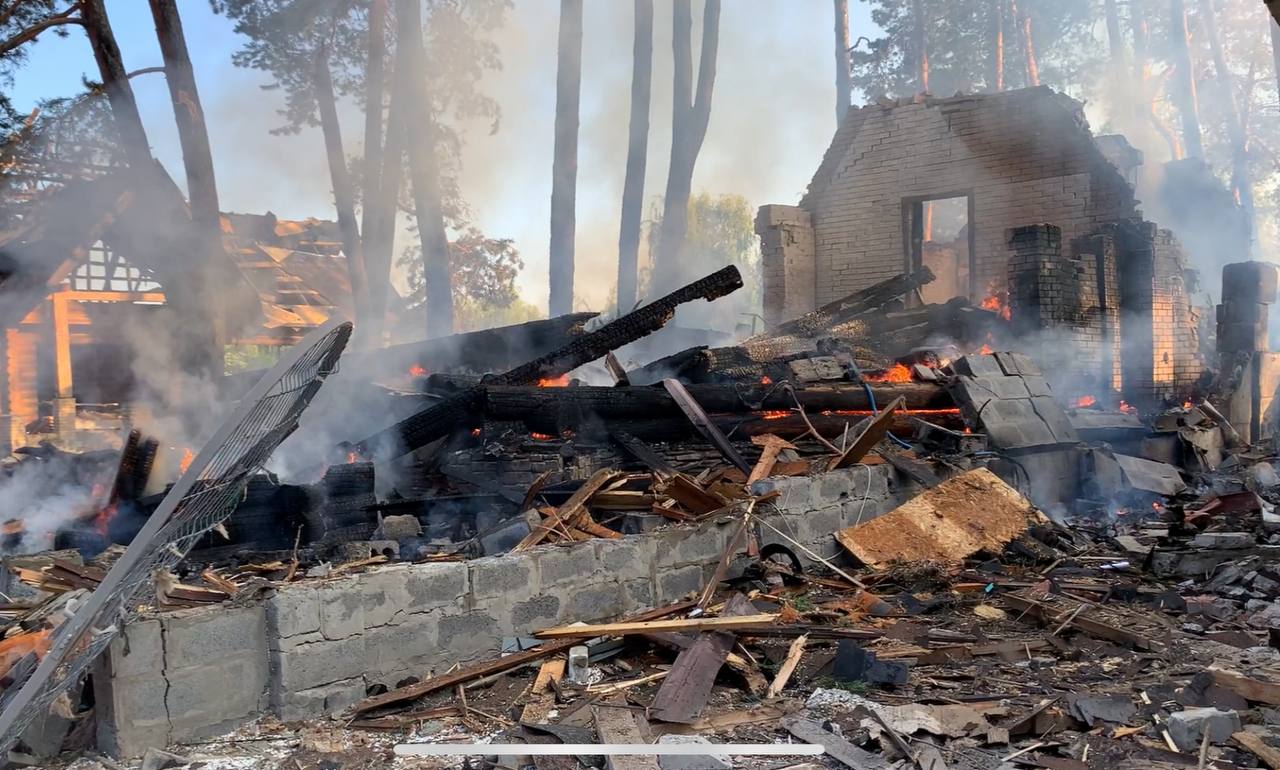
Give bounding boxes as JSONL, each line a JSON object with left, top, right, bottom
{"left": 469, "top": 555, "right": 534, "bottom": 600}
{"left": 593, "top": 537, "right": 653, "bottom": 580}
{"left": 108, "top": 619, "right": 163, "bottom": 678}
{"left": 165, "top": 657, "right": 268, "bottom": 734}
{"left": 318, "top": 581, "right": 365, "bottom": 640}
{"left": 657, "top": 565, "right": 704, "bottom": 603}
{"left": 672, "top": 525, "right": 728, "bottom": 566}
{"left": 276, "top": 678, "right": 366, "bottom": 723}
{"left": 359, "top": 566, "right": 413, "bottom": 626}
{"left": 623, "top": 578, "right": 654, "bottom": 611}
{"left": 537, "top": 544, "right": 599, "bottom": 587}
{"left": 798, "top": 506, "right": 845, "bottom": 542}
{"left": 1167, "top": 707, "right": 1241, "bottom": 751}
{"left": 656, "top": 735, "right": 731, "bottom": 770}
{"left": 364, "top": 613, "right": 438, "bottom": 681}
{"left": 163, "top": 605, "right": 266, "bottom": 669}
{"left": 568, "top": 582, "right": 627, "bottom": 623}
{"left": 436, "top": 612, "right": 502, "bottom": 659}
{"left": 273, "top": 636, "right": 367, "bottom": 692}
{"left": 267, "top": 585, "right": 320, "bottom": 638}
{"left": 511, "top": 594, "right": 562, "bottom": 632}
{"left": 404, "top": 561, "right": 468, "bottom": 611}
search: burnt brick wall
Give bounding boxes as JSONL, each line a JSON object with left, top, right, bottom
{"left": 763, "top": 88, "right": 1138, "bottom": 318}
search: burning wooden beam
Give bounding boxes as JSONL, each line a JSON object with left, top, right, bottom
{"left": 353, "top": 266, "right": 744, "bottom": 460}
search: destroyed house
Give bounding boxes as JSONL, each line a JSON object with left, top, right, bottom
{"left": 0, "top": 171, "right": 353, "bottom": 453}
{"left": 756, "top": 86, "right": 1205, "bottom": 406}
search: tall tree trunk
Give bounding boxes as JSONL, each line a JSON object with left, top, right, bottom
{"left": 1269, "top": 0, "right": 1280, "bottom": 27}
{"left": 395, "top": 0, "right": 453, "bottom": 336}
{"left": 1169, "top": 0, "right": 1204, "bottom": 157}
{"left": 80, "top": 0, "right": 151, "bottom": 170}
{"left": 549, "top": 0, "right": 583, "bottom": 317}
{"left": 991, "top": 0, "right": 1004, "bottom": 91}
{"left": 359, "top": 0, "right": 388, "bottom": 341}
{"left": 912, "top": 0, "right": 929, "bottom": 92}
{"left": 313, "top": 48, "right": 369, "bottom": 325}
{"left": 617, "top": 0, "right": 653, "bottom": 313}
{"left": 1015, "top": 0, "right": 1039, "bottom": 86}
{"left": 365, "top": 60, "right": 405, "bottom": 333}
{"left": 834, "top": 0, "right": 851, "bottom": 122}
{"left": 147, "top": 0, "right": 218, "bottom": 233}
{"left": 653, "top": 0, "right": 720, "bottom": 293}
{"left": 1104, "top": 0, "right": 1125, "bottom": 66}
{"left": 1132, "top": 0, "right": 1182, "bottom": 158}
{"left": 1270, "top": 19, "right": 1280, "bottom": 110}
{"left": 1199, "top": 0, "right": 1254, "bottom": 247}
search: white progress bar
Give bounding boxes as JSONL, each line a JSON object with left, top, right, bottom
{"left": 394, "top": 743, "right": 825, "bottom": 757}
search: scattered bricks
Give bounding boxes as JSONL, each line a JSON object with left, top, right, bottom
{"left": 1167, "top": 707, "right": 1241, "bottom": 751}
{"left": 436, "top": 612, "right": 503, "bottom": 659}
{"left": 317, "top": 582, "right": 365, "bottom": 640}
{"left": 266, "top": 585, "right": 320, "bottom": 639}
{"left": 511, "top": 594, "right": 562, "bottom": 631}
{"left": 537, "top": 543, "right": 599, "bottom": 587}
{"left": 468, "top": 555, "right": 532, "bottom": 601}
{"left": 568, "top": 582, "right": 627, "bottom": 623}
{"left": 273, "top": 636, "right": 368, "bottom": 692}
{"left": 1192, "top": 532, "right": 1256, "bottom": 550}
{"left": 403, "top": 561, "right": 468, "bottom": 611}
{"left": 106, "top": 618, "right": 163, "bottom": 678}
{"left": 162, "top": 605, "right": 266, "bottom": 670}
{"left": 657, "top": 564, "right": 705, "bottom": 603}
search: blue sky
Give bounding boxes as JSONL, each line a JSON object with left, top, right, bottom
{"left": 9, "top": 1, "right": 877, "bottom": 310}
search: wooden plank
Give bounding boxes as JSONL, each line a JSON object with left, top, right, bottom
{"left": 766, "top": 633, "right": 808, "bottom": 699}
{"left": 353, "top": 601, "right": 694, "bottom": 715}
{"left": 829, "top": 397, "right": 905, "bottom": 470}
{"left": 611, "top": 432, "right": 677, "bottom": 477}
{"left": 748, "top": 435, "right": 795, "bottom": 484}
{"left": 531, "top": 659, "right": 565, "bottom": 695}
{"left": 515, "top": 469, "right": 617, "bottom": 551}
{"left": 1001, "top": 594, "right": 1157, "bottom": 651}
{"left": 662, "top": 378, "right": 751, "bottom": 474}
{"left": 593, "top": 703, "right": 661, "bottom": 770}
{"left": 1210, "top": 667, "right": 1280, "bottom": 705}
{"left": 534, "top": 614, "right": 777, "bottom": 639}
{"left": 786, "top": 717, "right": 893, "bottom": 770}
{"left": 642, "top": 631, "right": 767, "bottom": 696}
{"left": 1233, "top": 731, "right": 1280, "bottom": 768}
{"left": 649, "top": 594, "right": 758, "bottom": 724}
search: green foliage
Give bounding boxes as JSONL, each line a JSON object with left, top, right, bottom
{"left": 849, "top": 0, "right": 1099, "bottom": 100}
{"left": 453, "top": 295, "right": 541, "bottom": 332}
{"left": 224, "top": 344, "right": 281, "bottom": 373}
{"left": 813, "top": 675, "right": 871, "bottom": 695}
{"left": 790, "top": 593, "right": 816, "bottom": 613}
{"left": 398, "top": 225, "right": 524, "bottom": 309}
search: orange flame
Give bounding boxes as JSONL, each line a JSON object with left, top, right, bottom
{"left": 1119, "top": 400, "right": 1137, "bottom": 414}
{"left": 346, "top": 450, "right": 359, "bottom": 464}
{"left": 530, "top": 432, "right": 556, "bottom": 440}
{"left": 978, "top": 343, "right": 994, "bottom": 355}
{"left": 761, "top": 410, "right": 790, "bottom": 420}
{"left": 760, "top": 375, "right": 773, "bottom": 385}
{"left": 980, "top": 288, "right": 1012, "bottom": 321}
{"left": 864, "top": 363, "right": 913, "bottom": 383}
{"left": 1071, "top": 395, "right": 1097, "bottom": 408}
{"left": 471, "top": 428, "right": 482, "bottom": 437}
{"left": 538, "top": 374, "right": 570, "bottom": 387}
{"left": 409, "top": 364, "right": 427, "bottom": 377}
{"left": 178, "top": 448, "right": 194, "bottom": 475}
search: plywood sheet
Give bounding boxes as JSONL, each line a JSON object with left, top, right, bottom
{"left": 835, "top": 468, "right": 1043, "bottom": 569}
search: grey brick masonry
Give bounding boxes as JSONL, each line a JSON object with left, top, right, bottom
{"left": 95, "top": 464, "right": 900, "bottom": 757}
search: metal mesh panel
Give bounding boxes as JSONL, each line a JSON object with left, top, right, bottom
{"left": 0, "top": 319, "right": 353, "bottom": 753}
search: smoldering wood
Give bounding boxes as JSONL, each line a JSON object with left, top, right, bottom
{"left": 662, "top": 379, "right": 751, "bottom": 474}
{"left": 353, "top": 266, "right": 743, "bottom": 460}
{"left": 753, "top": 266, "right": 936, "bottom": 340}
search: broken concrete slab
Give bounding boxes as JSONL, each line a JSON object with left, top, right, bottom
{"left": 948, "top": 354, "right": 1079, "bottom": 451}
{"left": 1167, "top": 707, "right": 1242, "bottom": 751}
{"left": 834, "top": 468, "right": 1045, "bottom": 569}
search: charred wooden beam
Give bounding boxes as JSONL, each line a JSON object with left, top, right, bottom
{"left": 755, "top": 266, "right": 935, "bottom": 340}
{"left": 481, "top": 382, "right": 951, "bottom": 421}
{"left": 353, "top": 266, "right": 743, "bottom": 460}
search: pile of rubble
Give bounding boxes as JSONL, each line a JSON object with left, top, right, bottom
{"left": 12, "top": 262, "right": 1280, "bottom": 769}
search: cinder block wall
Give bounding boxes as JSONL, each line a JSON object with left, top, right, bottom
{"left": 756, "top": 87, "right": 1139, "bottom": 321}
{"left": 93, "top": 465, "right": 902, "bottom": 757}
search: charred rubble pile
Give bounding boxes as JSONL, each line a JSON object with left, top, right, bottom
{"left": 12, "top": 260, "right": 1280, "bottom": 769}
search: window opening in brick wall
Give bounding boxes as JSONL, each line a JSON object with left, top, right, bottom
{"left": 903, "top": 194, "right": 973, "bottom": 305}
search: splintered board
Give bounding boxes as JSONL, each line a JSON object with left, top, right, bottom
{"left": 834, "top": 468, "right": 1045, "bottom": 569}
